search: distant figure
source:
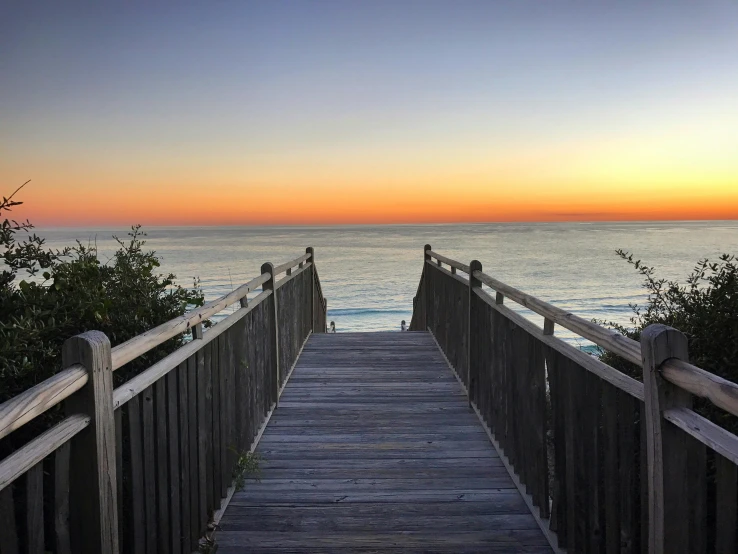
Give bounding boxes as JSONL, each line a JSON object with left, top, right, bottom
{"left": 401, "top": 320, "right": 407, "bottom": 332}
{"left": 330, "top": 321, "right": 336, "bottom": 333}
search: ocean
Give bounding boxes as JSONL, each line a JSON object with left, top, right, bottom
{"left": 39, "top": 221, "right": 738, "bottom": 347}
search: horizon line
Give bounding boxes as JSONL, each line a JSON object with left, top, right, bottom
{"left": 33, "top": 217, "right": 738, "bottom": 230}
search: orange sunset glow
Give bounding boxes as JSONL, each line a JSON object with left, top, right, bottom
{"left": 3, "top": 2, "right": 738, "bottom": 226}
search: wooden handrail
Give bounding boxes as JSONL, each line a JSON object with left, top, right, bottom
{"left": 273, "top": 252, "right": 311, "bottom": 276}
{"left": 0, "top": 414, "right": 89, "bottom": 492}
{"left": 663, "top": 407, "right": 738, "bottom": 466}
{"left": 276, "top": 262, "right": 311, "bottom": 289}
{"left": 0, "top": 250, "right": 318, "bottom": 444}
{"left": 472, "top": 268, "right": 642, "bottom": 365}
{"left": 0, "top": 248, "right": 325, "bottom": 552}
{"left": 416, "top": 248, "right": 738, "bottom": 552}
{"left": 0, "top": 364, "right": 88, "bottom": 442}
{"left": 426, "top": 250, "right": 471, "bottom": 274}
{"left": 425, "top": 249, "right": 738, "bottom": 419}
{"left": 662, "top": 358, "right": 738, "bottom": 418}
{"left": 111, "top": 272, "right": 270, "bottom": 370}
{"left": 113, "top": 290, "right": 272, "bottom": 410}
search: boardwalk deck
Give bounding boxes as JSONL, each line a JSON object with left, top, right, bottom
{"left": 217, "top": 331, "right": 552, "bottom": 553}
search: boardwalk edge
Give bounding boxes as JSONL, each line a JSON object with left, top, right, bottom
{"left": 427, "top": 328, "right": 564, "bottom": 554}
{"left": 211, "top": 330, "right": 313, "bottom": 527}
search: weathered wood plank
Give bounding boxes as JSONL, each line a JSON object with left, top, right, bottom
{"left": 187, "top": 353, "right": 201, "bottom": 551}
{"left": 715, "top": 453, "right": 738, "bottom": 554}
{"left": 25, "top": 462, "right": 44, "bottom": 554}
{"left": 177, "top": 361, "right": 191, "bottom": 554}
{"left": 155, "top": 378, "right": 170, "bottom": 554}
{"left": 126, "top": 395, "right": 146, "bottom": 553}
{"left": 141, "top": 386, "right": 158, "bottom": 554}
{"left": 166, "top": 369, "right": 181, "bottom": 553}
{"left": 54, "top": 441, "right": 71, "bottom": 554}
{"left": 0, "top": 482, "right": 20, "bottom": 554}
{"left": 216, "top": 332, "right": 551, "bottom": 553}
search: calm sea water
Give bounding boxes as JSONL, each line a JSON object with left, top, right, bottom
{"left": 38, "top": 222, "right": 738, "bottom": 347}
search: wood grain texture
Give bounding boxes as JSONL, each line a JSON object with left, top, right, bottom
{"left": 217, "top": 332, "right": 551, "bottom": 553}
{"left": 111, "top": 272, "right": 269, "bottom": 370}
{"left": 54, "top": 441, "right": 72, "bottom": 554}
{"left": 641, "top": 324, "right": 691, "bottom": 554}
{"left": 25, "top": 462, "right": 44, "bottom": 554}
{"left": 62, "top": 331, "right": 119, "bottom": 554}
{"left": 423, "top": 264, "right": 470, "bottom": 387}
{"left": 0, "top": 481, "right": 19, "bottom": 553}
{"left": 0, "top": 364, "right": 87, "bottom": 442}
{"left": 0, "top": 414, "right": 88, "bottom": 492}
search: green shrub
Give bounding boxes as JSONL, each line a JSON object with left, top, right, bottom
{"left": 1, "top": 183, "right": 205, "bottom": 449}
{"left": 599, "top": 249, "right": 738, "bottom": 433}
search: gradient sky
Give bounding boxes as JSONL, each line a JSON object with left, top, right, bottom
{"left": 2, "top": 1, "right": 738, "bottom": 225}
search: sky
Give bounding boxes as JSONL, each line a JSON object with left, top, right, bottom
{"left": 2, "top": 1, "right": 738, "bottom": 226}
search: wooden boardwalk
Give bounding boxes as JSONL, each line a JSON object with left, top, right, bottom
{"left": 217, "top": 331, "right": 551, "bottom": 553}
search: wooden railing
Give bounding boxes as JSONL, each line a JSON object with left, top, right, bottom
{"left": 0, "top": 248, "right": 327, "bottom": 554}
{"left": 411, "top": 245, "right": 738, "bottom": 554}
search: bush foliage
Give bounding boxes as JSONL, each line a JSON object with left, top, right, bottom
{"left": 600, "top": 249, "right": 738, "bottom": 432}
{"left": 1, "top": 183, "right": 205, "bottom": 421}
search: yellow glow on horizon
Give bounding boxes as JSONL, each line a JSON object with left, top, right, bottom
{"left": 5, "top": 115, "right": 738, "bottom": 226}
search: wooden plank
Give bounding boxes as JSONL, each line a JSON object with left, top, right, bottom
{"left": 178, "top": 361, "right": 191, "bottom": 554}
{"left": 126, "top": 395, "right": 146, "bottom": 554}
{"left": 583, "top": 366, "right": 603, "bottom": 552}
{"left": 602, "top": 383, "right": 620, "bottom": 554}
{"left": 114, "top": 408, "right": 123, "bottom": 543}
{"left": 0, "top": 482, "right": 20, "bottom": 554}
{"left": 142, "top": 386, "right": 158, "bottom": 554}
{"left": 155, "top": 378, "right": 171, "bottom": 554}
{"left": 545, "top": 345, "right": 567, "bottom": 548}
{"left": 0, "top": 364, "right": 87, "bottom": 443}
{"left": 197, "top": 344, "right": 210, "bottom": 535}
{"left": 218, "top": 331, "right": 228, "bottom": 497}
{"left": 211, "top": 336, "right": 222, "bottom": 509}
{"left": 166, "top": 369, "right": 181, "bottom": 553}
{"left": 618, "top": 391, "right": 642, "bottom": 554}
{"left": 216, "top": 332, "right": 552, "bottom": 553}
{"left": 188, "top": 353, "right": 201, "bottom": 551}
{"left": 25, "top": 462, "right": 44, "bottom": 554}
{"left": 221, "top": 512, "right": 539, "bottom": 532}
{"left": 565, "top": 354, "right": 586, "bottom": 552}
{"left": 715, "top": 453, "right": 738, "bottom": 554}
{"left": 54, "top": 441, "right": 71, "bottom": 554}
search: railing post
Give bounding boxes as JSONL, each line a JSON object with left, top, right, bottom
{"left": 306, "top": 246, "right": 315, "bottom": 332}
{"left": 641, "top": 324, "right": 691, "bottom": 554}
{"left": 62, "top": 331, "right": 119, "bottom": 554}
{"left": 423, "top": 244, "right": 431, "bottom": 330}
{"left": 468, "top": 260, "right": 483, "bottom": 407}
{"left": 261, "top": 262, "right": 281, "bottom": 407}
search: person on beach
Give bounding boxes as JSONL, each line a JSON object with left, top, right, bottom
{"left": 330, "top": 321, "right": 336, "bottom": 333}
{"left": 401, "top": 320, "right": 407, "bottom": 331}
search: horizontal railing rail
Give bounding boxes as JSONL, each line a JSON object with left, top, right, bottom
{"left": 424, "top": 246, "right": 738, "bottom": 417}
{"left": 0, "top": 247, "right": 327, "bottom": 554}
{"left": 414, "top": 245, "right": 738, "bottom": 553}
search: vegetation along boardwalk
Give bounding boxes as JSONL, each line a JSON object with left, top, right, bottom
{"left": 217, "top": 332, "right": 552, "bottom": 553}
{"left": 2, "top": 245, "right": 737, "bottom": 553}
